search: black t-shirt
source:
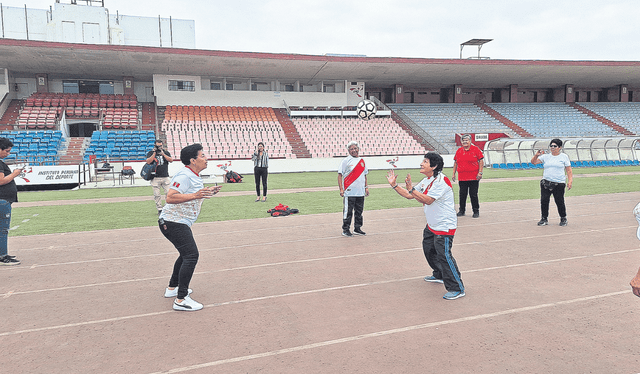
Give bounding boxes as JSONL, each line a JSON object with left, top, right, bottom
{"left": 146, "top": 149, "right": 172, "bottom": 178}
{"left": 0, "top": 160, "right": 18, "bottom": 203}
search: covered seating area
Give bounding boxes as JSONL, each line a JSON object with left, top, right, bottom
{"left": 484, "top": 137, "right": 640, "bottom": 169}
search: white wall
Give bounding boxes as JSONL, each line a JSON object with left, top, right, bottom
{"left": 158, "top": 154, "right": 449, "bottom": 177}
{"left": 116, "top": 15, "right": 194, "bottom": 48}
{"left": 46, "top": 3, "right": 109, "bottom": 44}
{"left": 0, "top": 5, "right": 48, "bottom": 41}
{"left": 0, "top": 3, "right": 195, "bottom": 48}
{"left": 154, "top": 75, "right": 368, "bottom": 108}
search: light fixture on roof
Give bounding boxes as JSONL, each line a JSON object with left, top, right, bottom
{"left": 460, "top": 39, "right": 492, "bottom": 59}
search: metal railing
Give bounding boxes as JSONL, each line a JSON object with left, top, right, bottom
{"left": 368, "top": 96, "right": 448, "bottom": 153}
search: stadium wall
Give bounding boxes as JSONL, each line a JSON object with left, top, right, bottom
{"left": 0, "top": 69, "right": 9, "bottom": 101}
{"left": 68, "top": 155, "right": 455, "bottom": 187}
{"left": 369, "top": 84, "right": 638, "bottom": 104}
{"left": 153, "top": 75, "right": 359, "bottom": 108}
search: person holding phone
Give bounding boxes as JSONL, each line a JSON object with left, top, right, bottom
{"left": 251, "top": 142, "right": 269, "bottom": 202}
{"left": 0, "top": 138, "right": 23, "bottom": 265}
{"left": 531, "top": 138, "right": 573, "bottom": 226}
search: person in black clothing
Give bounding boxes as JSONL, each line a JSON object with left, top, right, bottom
{"left": 146, "top": 139, "right": 173, "bottom": 214}
{"left": 0, "top": 138, "right": 23, "bottom": 265}
{"left": 251, "top": 142, "right": 269, "bottom": 202}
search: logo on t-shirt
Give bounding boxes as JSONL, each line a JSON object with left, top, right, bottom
{"left": 172, "top": 182, "right": 180, "bottom": 188}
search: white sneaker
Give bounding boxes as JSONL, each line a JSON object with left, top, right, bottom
{"left": 164, "top": 287, "right": 192, "bottom": 298}
{"left": 173, "top": 295, "right": 203, "bottom": 311}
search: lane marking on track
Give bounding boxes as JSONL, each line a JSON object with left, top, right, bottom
{"left": 16, "top": 224, "right": 637, "bottom": 269}
{"left": 145, "top": 290, "right": 629, "bottom": 374}
{"left": 13, "top": 197, "right": 638, "bottom": 251}
{"left": 0, "top": 247, "right": 636, "bottom": 337}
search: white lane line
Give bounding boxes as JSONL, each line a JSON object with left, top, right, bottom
{"left": 15, "top": 204, "right": 635, "bottom": 252}
{"left": 0, "top": 247, "right": 637, "bottom": 336}
{"left": 145, "top": 290, "right": 629, "bottom": 374}
{"left": 5, "top": 242, "right": 640, "bottom": 299}
{"left": 20, "top": 224, "right": 637, "bottom": 269}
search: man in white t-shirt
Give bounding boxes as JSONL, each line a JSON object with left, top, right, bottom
{"left": 338, "top": 141, "right": 369, "bottom": 237}
{"left": 159, "top": 143, "right": 221, "bottom": 311}
{"left": 386, "top": 152, "right": 465, "bottom": 300}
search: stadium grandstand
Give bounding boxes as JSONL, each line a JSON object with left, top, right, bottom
{"left": 0, "top": 1, "right": 639, "bottom": 187}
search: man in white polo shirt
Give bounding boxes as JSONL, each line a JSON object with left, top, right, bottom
{"left": 386, "top": 152, "right": 465, "bottom": 300}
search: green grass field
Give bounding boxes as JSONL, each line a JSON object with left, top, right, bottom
{"left": 10, "top": 166, "right": 640, "bottom": 237}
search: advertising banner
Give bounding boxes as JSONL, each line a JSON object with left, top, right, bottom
{"left": 12, "top": 165, "right": 85, "bottom": 186}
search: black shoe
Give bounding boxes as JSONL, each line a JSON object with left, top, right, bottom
{"left": 537, "top": 218, "right": 548, "bottom": 226}
{"left": 342, "top": 230, "right": 353, "bottom": 237}
{"left": 559, "top": 217, "right": 568, "bottom": 226}
{"left": 0, "top": 255, "right": 20, "bottom": 266}
{"left": 353, "top": 228, "right": 366, "bottom": 236}
{"left": 472, "top": 212, "right": 479, "bottom": 218}
{"left": 456, "top": 211, "right": 465, "bottom": 217}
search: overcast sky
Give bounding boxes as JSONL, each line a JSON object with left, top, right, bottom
{"left": 3, "top": 0, "right": 640, "bottom": 61}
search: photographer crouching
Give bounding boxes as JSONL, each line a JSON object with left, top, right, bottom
{"left": 146, "top": 139, "right": 173, "bottom": 215}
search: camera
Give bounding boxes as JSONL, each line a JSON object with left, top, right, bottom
{"left": 155, "top": 145, "right": 162, "bottom": 153}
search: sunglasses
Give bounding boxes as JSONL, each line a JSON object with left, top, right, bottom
{"left": 549, "top": 145, "right": 559, "bottom": 148}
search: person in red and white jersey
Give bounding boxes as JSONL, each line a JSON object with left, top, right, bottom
{"left": 338, "top": 141, "right": 369, "bottom": 237}
{"left": 387, "top": 152, "right": 465, "bottom": 300}
{"left": 159, "top": 143, "right": 221, "bottom": 311}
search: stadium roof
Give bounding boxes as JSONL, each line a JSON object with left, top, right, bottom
{"left": 2, "top": 38, "right": 640, "bottom": 89}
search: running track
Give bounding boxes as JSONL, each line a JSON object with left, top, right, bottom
{"left": 2, "top": 192, "right": 640, "bottom": 373}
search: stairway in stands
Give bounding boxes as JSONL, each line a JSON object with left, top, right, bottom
{"left": 569, "top": 103, "right": 635, "bottom": 135}
{"left": 273, "top": 109, "right": 312, "bottom": 158}
{"left": 141, "top": 102, "right": 157, "bottom": 131}
{"left": 476, "top": 102, "right": 533, "bottom": 137}
{"left": 58, "top": 137, "right": 87, "bottom": 165}
{"left": 0, "top": 100, "right": 22, "bottom": 130}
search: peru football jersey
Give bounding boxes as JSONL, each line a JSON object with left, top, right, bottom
{"left": 159, "top": 166, "right": 205, "bottom": 227}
